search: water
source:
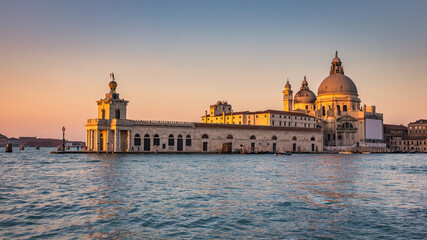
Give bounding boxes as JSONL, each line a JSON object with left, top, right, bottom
{"left": 0, "top": 149, "right": 426, "bottom": 239}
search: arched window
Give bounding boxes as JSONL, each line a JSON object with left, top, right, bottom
{"left": 153, "top": 134, "right": 160, "bottom": 146}
{"left": 337, "top": 105, "right": 341, "bottom": 113}
{"left": 227, "top": 135, "right": 233, "bottom": 139}
{"left": 311, "top": 137, "right": 315, "bottom": 141}
{"left": 343, "top": 105, "right": 348, "bottom": 112}
{"left": 250, "top": 135, "right": 256, "bottom": 140}
{"left": 272, "top": 136, "right": 277, "bottom": 140}
{"left": 168, "top": 134, "right": 174, "bottom": 146}
{"left": 202, "top": 134, "right": 209, "bottom": 139}
{"left": 134, "top": 134, "right": 141, "bottom": 146}
{"left": 292, "top": 136, "right": 297, "bottom": 141}
{"left": 305, "top": 105, "right": 308, "bottom": 110}
{"left": 186, "top": 135, "right": 191, "bottom": 146}
{"left": 322, "top": 106, "right": 326, "bottom": 116}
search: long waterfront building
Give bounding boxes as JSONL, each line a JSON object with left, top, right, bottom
{"left": 85, "top": 78, "right": 323, "bottom": 153}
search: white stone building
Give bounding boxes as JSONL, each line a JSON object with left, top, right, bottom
{"left": 85, "top": 76, "right": 323, "bottom": 153}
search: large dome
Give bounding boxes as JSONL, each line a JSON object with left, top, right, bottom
{"left": 317, "top": 52, "right": 358, "bottom": 96}
{"left": 317, "top": 74, "right": 358, "bottom": 96}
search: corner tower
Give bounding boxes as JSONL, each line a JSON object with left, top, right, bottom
{"left": 97, "top": 73, "right": 129, "bottom": 120}
{"left": 283, "top": 79, "right": 293, "bottom": 112}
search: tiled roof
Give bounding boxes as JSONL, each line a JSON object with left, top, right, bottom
{"left": 383, "top": 124, "right": 407, "bottom": 131}
{"left": 194, "top": 123, "right": 321, "bottom": 132}
{"left": 409, "top": 119, "right": 427, "bottom": 125}
{"left": 202, "top": 110, "right": 313, "bottom": 118}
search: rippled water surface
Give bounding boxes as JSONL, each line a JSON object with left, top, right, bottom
{"left": 0, "top": 149, "right": 426, "bottom": 239}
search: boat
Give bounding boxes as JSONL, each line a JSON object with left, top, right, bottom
{"left": 19, "top": 144, "right": 25, "bottom": 150}
{"left": 274, "top": 152, "right": 292, "bottom": 156}
{"left": 35, "top": 146, "right": 40, "bottom": 150}
{"left": 338, "top": 151, "right": 352, "bottom": 154}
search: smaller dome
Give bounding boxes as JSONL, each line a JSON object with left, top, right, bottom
{"left": 294, "top": 89, "right": 316, "bottom": 104}
{"left": 294, "top": 76, "right": 316, "bottom": 104}
{"left": 109, "top": 80, "right": 117, "bottom": 92}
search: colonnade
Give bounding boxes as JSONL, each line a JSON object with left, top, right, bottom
{"left": 86, "top": 129, "right": 131, "bottom": 152}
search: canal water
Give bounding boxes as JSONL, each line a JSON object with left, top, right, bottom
{"left": 0, "top": 149, "right": 426, "bottom": 239}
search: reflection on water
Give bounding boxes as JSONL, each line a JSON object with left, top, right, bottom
{"left": 0, "top": 149, "right": 426, "bottom": 239}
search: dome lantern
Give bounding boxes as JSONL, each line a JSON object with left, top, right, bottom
{"left": 330, "top": 51, "right": 344, "bottom": 74}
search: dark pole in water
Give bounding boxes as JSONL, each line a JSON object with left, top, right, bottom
{"left": 62, "top": 126, "right": 66, "bottom": 152}
{"left": 5, "top": 143, "right": 12, "bottom": 152}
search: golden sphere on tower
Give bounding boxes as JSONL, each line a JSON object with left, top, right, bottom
{"left": 109, "top": 80, "right": 117, "bottom": 92}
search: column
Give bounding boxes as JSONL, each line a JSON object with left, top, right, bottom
{"left": 96, "top": 130, "right": 100, "bottom": 153}
{"left": 86, "top": 130, "right": 89, "bottom": 150}
{"left": 117, "top": 130, "right": 121, "bottom": 151}
{"left": 91, "top": 130, "right": 95, "bottom": 150}
{"left": 88, "top": 130, "right": 93, "bottom": 151}
{"left": 105, "top": 129, "right": 109, "bottom": 153}
{"left": 128, "top": 130, "right": 131, "bottom": 152}
{"left": 115, "top": 129, "right": 120, "bottom": 152}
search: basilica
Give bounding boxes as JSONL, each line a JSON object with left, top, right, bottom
{"left": 284, "top": 52, "right": 385, "bottom": 151}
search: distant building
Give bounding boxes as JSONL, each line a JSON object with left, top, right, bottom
{"left": 0, "top": 134, "right": 8, "bottom": 146}
{"left": 0, "top": 135, "right": 83, "bottom": 148}
{"left": 408, "top": 119, "right": 427, "bottom": 137}
{"left": 397, "top": 119, "right": 427, "bottom": 152}
{"left": 383, "top": 124, "right": 407, "bottom": 151}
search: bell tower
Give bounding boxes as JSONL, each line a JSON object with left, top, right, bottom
{"left": 283, "top": 79, "right": 293, "bottom": 112}
{"left": 97, "top": 73, "right": 129, "bottom": 120}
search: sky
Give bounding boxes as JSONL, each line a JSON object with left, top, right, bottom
{"left": 1, "top": 0, "right": 427, "bottom": 141}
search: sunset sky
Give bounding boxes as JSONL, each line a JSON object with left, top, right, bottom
{"left": 1, "top": 0, "right": 427, "bottom": 141}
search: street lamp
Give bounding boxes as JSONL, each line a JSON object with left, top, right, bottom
{"left": 62, "top": 126, "right": 66, "bottom": 152}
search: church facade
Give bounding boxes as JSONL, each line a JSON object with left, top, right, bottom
{"left": 284, "top": 52, "right": 385, "bottom": 151}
